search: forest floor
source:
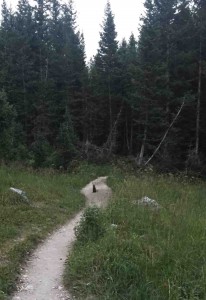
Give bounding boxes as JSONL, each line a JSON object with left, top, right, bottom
{"left": 11, "top": 177, "right": 111, "bottom": 300}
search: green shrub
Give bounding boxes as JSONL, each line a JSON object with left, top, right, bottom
{"left": 75, "top": 206, "right": 105, "bottom": 243}
{"left": 31, "top": 135, "right": 53, "bottom": 168}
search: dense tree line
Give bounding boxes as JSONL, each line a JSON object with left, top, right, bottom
{"left": 0, "top": 0, "right": 205, "bottom": 171}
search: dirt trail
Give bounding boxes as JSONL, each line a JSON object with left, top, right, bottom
{"left": 81, "top": 176, "right": 111, "bottom": 208}
{"left": 12, "top": 177, "right": 111, "bottom": 300}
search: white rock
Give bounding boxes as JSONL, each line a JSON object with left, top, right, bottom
{"left": 24, "top": 284, "right": 33, "bottom": 291}
{"left": 10, "top": 187, "right": 29, "bottom": 203}
{"left": 137, "top": 196, "right": 161, "bottom": 209}
{"left": 111, "top": 224, "right": 118, "bottom": 229}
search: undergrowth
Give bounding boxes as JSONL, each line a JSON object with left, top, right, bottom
{"left": 0, "top": 162, "right": 116, "bottom": 299}
{"left": 64, "top": 172, "right": 206, "bottom": 300}
{"left": 75, "top": 207, "right": 105, "bottom": 243}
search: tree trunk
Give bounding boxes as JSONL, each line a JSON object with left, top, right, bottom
{"left": 105, "top": 101, "right": 123, "bottom": 156}
{"left": 130, "top": 111, "right": 134, "bottom": 154}
{"left": 108, "top": 76, "right": 113, "bottom": 136}
{"left": 195, "top": 39, "right": 202, "bottom": 158}
{"left": 125, "top": 109, "right": 130, "bottom": 153}
{"left": 137, "top": 111, "right": 148, "bottom": 166}
{"left": 22, "top": 62, "right": 27, "bottom": 129}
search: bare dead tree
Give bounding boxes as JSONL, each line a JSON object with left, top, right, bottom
{"left": 104, "top": 101, "right": 124, "bottom": 157}
{"left": 195, "top": 38, "right": 202, "bottom": 159}
{"left": 144, "top": 100, "right": 185, "bottom": 167}
{"left": 137, "top": 110, "right": 148, "bottom": 166}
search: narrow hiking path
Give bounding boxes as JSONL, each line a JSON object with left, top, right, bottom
{"left": 12, "top": 177, "right": 112, "bottom": 300}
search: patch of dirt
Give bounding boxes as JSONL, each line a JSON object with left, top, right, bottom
{"left": 12, "top": 177, "right": 111, "bottom": 300}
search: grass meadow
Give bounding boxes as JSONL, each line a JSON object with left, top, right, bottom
{"left": 1, "top": 162, "right": 206, "bottom": 300}
{"left": 65, "top": 171, "right": 206, "bottom": 300}
{"left": 0, "top": 163, "right": 115, "bottom": 299}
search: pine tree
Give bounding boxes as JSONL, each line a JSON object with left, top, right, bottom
{"left": 0, "top": 0, "right": 205, "bottom": 170}
{"left": 193, "top": 0, "right": 206, "bottom": 162}
{"left": 170, "top": 0, "right": 197, "bottom": 166}
{"left": 136, "top": 0, "right": 164, "bottom": 165}
{"left": 0, "top": 90, "right": 16, "bottom": 160}
{"left": 117, "top": 35, "right": 139, "bottom": 155}
{"left": 13, "top": 0, "right": 35, "bottom": 128}
{"left": 92, "top": 1, "right": 120, "bottom": 153}
{"left": 0, "top": 1, "right": 15, "bottom": 91}
{"left": 124, "top": 34, "right": 139, "bottom": 155}
{"left": 29, "top": 0, "right": 53, "bottom": 164}
{"left": 136, "top": 0, "right": 188, "bottom": 167}
{"left": 56, "top": 1, "right": 86, "bottom": 153}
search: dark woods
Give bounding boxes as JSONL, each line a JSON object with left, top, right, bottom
{"left": 0, "top": 0, "right": 206, "bottom": 172}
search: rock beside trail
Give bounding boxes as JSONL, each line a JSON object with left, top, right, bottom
{"left": 136, "top": 196, "right": 161, "bottom": 210}
{"left": 10, "top": 187, "right": 29, "bottom": 203}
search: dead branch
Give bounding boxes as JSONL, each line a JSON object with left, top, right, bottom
{"left": 144, "top": 100, "right": 185, "bottom": 167}
{"left": 104, "top": 101, "right": 124, "bottom": 156}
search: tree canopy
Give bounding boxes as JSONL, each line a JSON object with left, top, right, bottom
{"left": 0, "top": 0, "right": 205, "bottom": 172}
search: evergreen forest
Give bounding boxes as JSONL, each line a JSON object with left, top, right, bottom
{"left": 0, "top": 0, "right": 206, "bottom": 172}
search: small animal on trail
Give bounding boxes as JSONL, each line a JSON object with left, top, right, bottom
{"left": 93, "top": 184, "right": 97, "bottom": 193}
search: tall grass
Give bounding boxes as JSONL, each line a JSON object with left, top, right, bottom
{"left": 0, "top": 163, "right": 115, "bottom": 299}
{"left": 65, "top": 172, "right": 206, "bottom": 299}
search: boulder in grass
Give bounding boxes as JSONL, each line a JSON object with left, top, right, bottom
{"left": 111, "top": 224, "right": 118, "bottom": 229}
{"left": 10, "top": 187, "right": 29, "bottom": 204}
{"left": 137, "top": 196, "right": 161, "bottom": 210}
